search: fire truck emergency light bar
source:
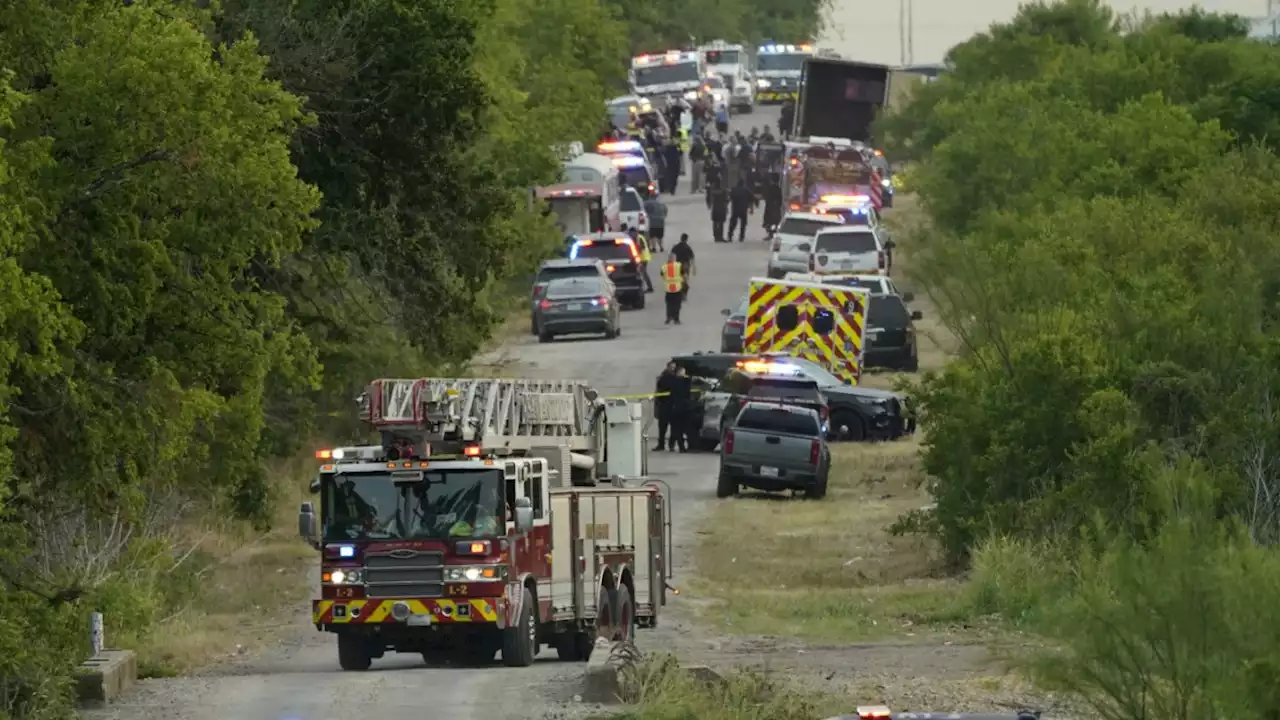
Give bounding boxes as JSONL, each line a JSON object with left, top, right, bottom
{"left": 633, "top": 51, "right": 695, "bottom": 65}
{"left": 819, "top": 197, "right": 870, "bottom": 208}
{"left": 758, "top": 44, "right": 812, "bottom": 53}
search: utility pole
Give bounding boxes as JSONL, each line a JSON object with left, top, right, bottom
{"left": 906, "top": 0, "right": 915, "bottom": 65}
{"left": 899, "top": 0, "right": 907, "bottom": 65}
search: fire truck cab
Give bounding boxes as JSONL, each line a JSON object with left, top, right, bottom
{"left": 299, "top": 378, "right": 671, "bottom": 671}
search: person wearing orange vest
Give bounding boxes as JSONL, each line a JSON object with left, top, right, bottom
{"left": 660, "top": 254, "right": 685, "bottom": 325}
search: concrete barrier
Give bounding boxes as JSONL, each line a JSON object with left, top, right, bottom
{"left": 75, "top": 649, "right": 137, "bottom": 706}
{"left": 581, "top": 638, "right": 623, "bottom": 703}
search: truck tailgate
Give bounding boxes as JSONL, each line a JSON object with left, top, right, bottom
{"left": 726, "top": 428, "right": 816, "bottom": 472}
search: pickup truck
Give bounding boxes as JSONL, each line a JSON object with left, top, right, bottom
{"left": 718, "top": 402, "right": 830, "bottom": 499}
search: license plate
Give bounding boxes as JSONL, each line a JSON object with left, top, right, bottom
{"left": 407, "top": 614, "right": 432, "bottom": 626}
{"left": 760, "top": 466, "right": 779, "bottom": 477}
{"left": 567, "top": 303, "right": 582, "bottom": 311}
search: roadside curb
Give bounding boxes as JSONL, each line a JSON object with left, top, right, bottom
{"left": 581, "top": 639, "right": 623, "bottom": 703}
{"left": 75, "top": 649, "right": 137, "bottom": 707}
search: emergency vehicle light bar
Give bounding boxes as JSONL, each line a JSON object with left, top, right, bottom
{"left": 598, "top": 140, "right": 643, "bottom": 153}
{"left": 612, "top": 155, "right": 647, "bottom": 168}
{"left": 758, "top": 44, "right": 812, "bottom": 53}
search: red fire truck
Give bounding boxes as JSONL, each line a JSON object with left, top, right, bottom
{"left": 298, "top": 377, "right": 671, "bottom": 670}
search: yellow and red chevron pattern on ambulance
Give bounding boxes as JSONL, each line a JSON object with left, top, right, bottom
{"left": 313, "top": 598, "right": 500, "bottom": 625}
{"left": 744, "top": 278, "right": 870, "bottom": 385}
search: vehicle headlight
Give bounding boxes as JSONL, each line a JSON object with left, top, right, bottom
{"left": 880, "top": 178, "right": 891, "bottom": 187}
{"left": 328, "top": 569, "right": 363, "bottom": 584}
{"left": 683, "top": 91, "right": 697, "bottom": 100}
{"left": 757, "top": 78, "right": 770, "bottom": 88}
{"left": 445, "top": 565, "right": 507, "bottom": 582}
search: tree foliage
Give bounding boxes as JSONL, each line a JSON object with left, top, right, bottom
{"left": 888, "top": 1, "right": 1280, "bottom": 713}
{"left": 0, "top": 0, "right": 815, "bottom": 714}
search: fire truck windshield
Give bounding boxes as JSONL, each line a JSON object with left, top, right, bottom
{"left": 322, "top": 469, "right": 505, "bottom": 543}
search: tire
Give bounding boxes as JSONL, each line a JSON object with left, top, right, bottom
{"left": 502, "top": 588, "right": 538, "bottom": 667}
{"left": 715, "top": 466, "right": 737, "bottom": 498}
{"left": 337, "top": 633, "right": 372, "bottom": 671}
{"left": 832, "top": 412, "right": 866, "bottom": 442}
{"left": 538, "top": 332, "right": 553, "bottom": 343}
{"left": 615, "top": 585, "right": 637, "bottom": 643}
{"left": 555, "top": 630, "right": 596, "bottom": 662}
{"left": 596, "top": 586, "right": 617, "bottom": 640}
{"left": 805, "top": 470, "right": 829, "bottom": 500}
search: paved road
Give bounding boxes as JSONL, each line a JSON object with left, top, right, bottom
{"left": 83, "top": 106, "right": 785, "bottom": 720}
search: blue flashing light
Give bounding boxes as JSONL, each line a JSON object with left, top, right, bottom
{"left": 612, "top": 155, "right": 647, "bottom": 168}
{"left": 599, "top": 140, "right": 643, "bottom": 154}
{"left": 338, "top": 545, "right": 356, "bottom": 558}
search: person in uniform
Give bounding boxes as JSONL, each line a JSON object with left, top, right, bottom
{"left": 662, "top": 138, "right": 682, "bottom": 194}
{"left": 659, "top": 252, "right": 684, "bottom": 324}
{"left": 669, "top": 366, "right": 694, "bottom": 452}
{"left": 626, "top": 226, "right": 654, "bottom": 293}
{"left": 728, "top": 178, "right": 755, "bottom": 243}
{"left": 449, "top": 486, "right": 501, "bottom": 537}
{"left": 763, "top": 176, "right": 783, "bottom": 234}
{"left": 709, "top": 182, "right": 729, "bottom": 242}
{"left": 779, "top": 98, "right": 795, "bottom": 139}
{"left": 671, "top": 232, "right": 695, "bottom": 297}
{"left": 653, "top": 362, "right": 680, "bottom": 451}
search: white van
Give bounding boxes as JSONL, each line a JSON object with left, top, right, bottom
{"left": 562, "top": 153, "right": 623, "bottom": 231}
{"left": 808, "top": 226, "right": 894, "bottom": 275}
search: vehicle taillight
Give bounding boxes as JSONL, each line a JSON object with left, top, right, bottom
{"left": 540, "top": 299, "right": 552, "bottom": 309}
{"left": 638, "top": 212, "right": 647, "bottom": 225}
{"left": 723, "top": 430, "right": 734, "bottom": 454}
{"left": 532, "top": 285, "right": 544, "bottom": 298}
{"left": 820, "top": 405, "right": 829, "bottom": 421}
{"left": 726, "top": 319, "right": 743, "bottom": 328}
{"left": 809, "top": 439, "right": 819, "bottom": 465}
{"left": 808, "top": 255, "right": 815, "bottom": 271}
{"left": 595, "top": 296, "right": 610, "bottom": 307}
{"left": 878, "top": 251, "right": 886, "bottom": 270}
{"left": 648, "top": 182, "right": 656, "bottom": 196}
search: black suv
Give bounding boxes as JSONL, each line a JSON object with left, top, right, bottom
{"left": 568, "top": 233, "right": 646, "bottom": 309}
{"left": 740, "top": 356, "right": 913, "bottom": 441}
{"left": 864, "top": 294, "right": 922, "bottom": 372}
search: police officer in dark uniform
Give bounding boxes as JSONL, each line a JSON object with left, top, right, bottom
{"left": 763, "top": 176, "right": 783, "bottom": 234}
{"left": 709, "top": 182, "right": 729, "bottom": 242}
{"left": 667, "top": 366, "right": 694, "bottom": 452}
{"left": 779, "top": 98, "right": 796, "bottom": 139}
{"left": 653, "top": 362, "right": 680, "bottom": 451}
{"left": 728, "top": 179, "right": 755, "bottom": 243}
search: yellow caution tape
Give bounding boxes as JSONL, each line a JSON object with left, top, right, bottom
{"left": 604, "top": 389, "right": 706, "bottom": 401}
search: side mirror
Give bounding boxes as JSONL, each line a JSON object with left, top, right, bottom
{"left": 911, "top": 310, "right": 923, "bottom": 320}
{"left": 902, "top": 292, "right": 915, "bottom": 302}
{"left": 299, "top": 501, "right": 318, "bottom": 542}
{"left": 720, "top": 308, "right": 731, "bottom": 316}
{"left": 514, "top": 496, "right": 534, "bottom": 533}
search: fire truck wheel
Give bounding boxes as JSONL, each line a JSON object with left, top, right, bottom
{"left": 336, "top": 633, "right": 372, "bottom": 671}
{"left": 595, "top": 588, "right": 616, "bottom": 640}
{"left": 616, "top": 585, "right": 636, "bottom": 643}
{"left": 502, "top": 587, "right": 538, "bottom": 667}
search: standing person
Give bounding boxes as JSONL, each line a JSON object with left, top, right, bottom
{"left": 779, "top": 98, "right": 795, "bottom": 139}
{"left": 689, "top": 134, "right": 707, "bottom": 193}
{"left": 763, "top": 176, "right": 783, "bottom": 235}
{"left": 659, "top": 252, "right": 685, "bottom": 325}
{"left": 653, "top": 362, "right": 680, "bottom": 451}
{"left": 709, "top": 183, "right": 729, "bottom": 243}
{"left": 671, "top": 232, "right": 695, "bottom": 298}
{"left": 644, "top": 194, "right": 667, "bottom": 252}
{"left": 670, "top": 366, "right": 694, "bottom": 452}
{"left": 715, "top": 105, "right": 729, "bottom": 135}
{"left": 662, "top": 139, "right": 682, "bottom": 194}
{"left": 728, "top": 179, "right": 754, "bottom": 243}
{"left": 628, "top": 226, "right": 654, "bottom": 293}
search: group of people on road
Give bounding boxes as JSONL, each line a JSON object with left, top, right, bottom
{"left": 700, "top": 129, "right": 785, "bottom": 242}
{"left": 654, "top": 362, "right": 699, "bottom": 452}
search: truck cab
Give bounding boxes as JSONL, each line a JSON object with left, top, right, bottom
{"left": 298, "top": 378, "right": 672, "bottom": 672}
{"left": 699, "top": 40, "right": 754, "bottom": 113}
{"left": 753, "top": 42, "right": 813, "bottom": 103}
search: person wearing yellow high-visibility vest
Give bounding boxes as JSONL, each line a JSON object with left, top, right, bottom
{"left": 660, "top": 254, "right": 685, "bottom": 324}
{"left": 626, "top": 226, "right": 654, "bottom": 293}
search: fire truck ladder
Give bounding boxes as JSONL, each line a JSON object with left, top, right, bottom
{"left": 361, "top": 377, "right": 601, "bottom": 454}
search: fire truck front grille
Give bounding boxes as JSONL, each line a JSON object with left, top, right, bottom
{"left": 364, "top": 551, "right": 444, "bottom": 598}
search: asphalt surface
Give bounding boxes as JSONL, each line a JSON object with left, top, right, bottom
{"left": 81, "top": 105, "right": 786, "bottom": 720}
